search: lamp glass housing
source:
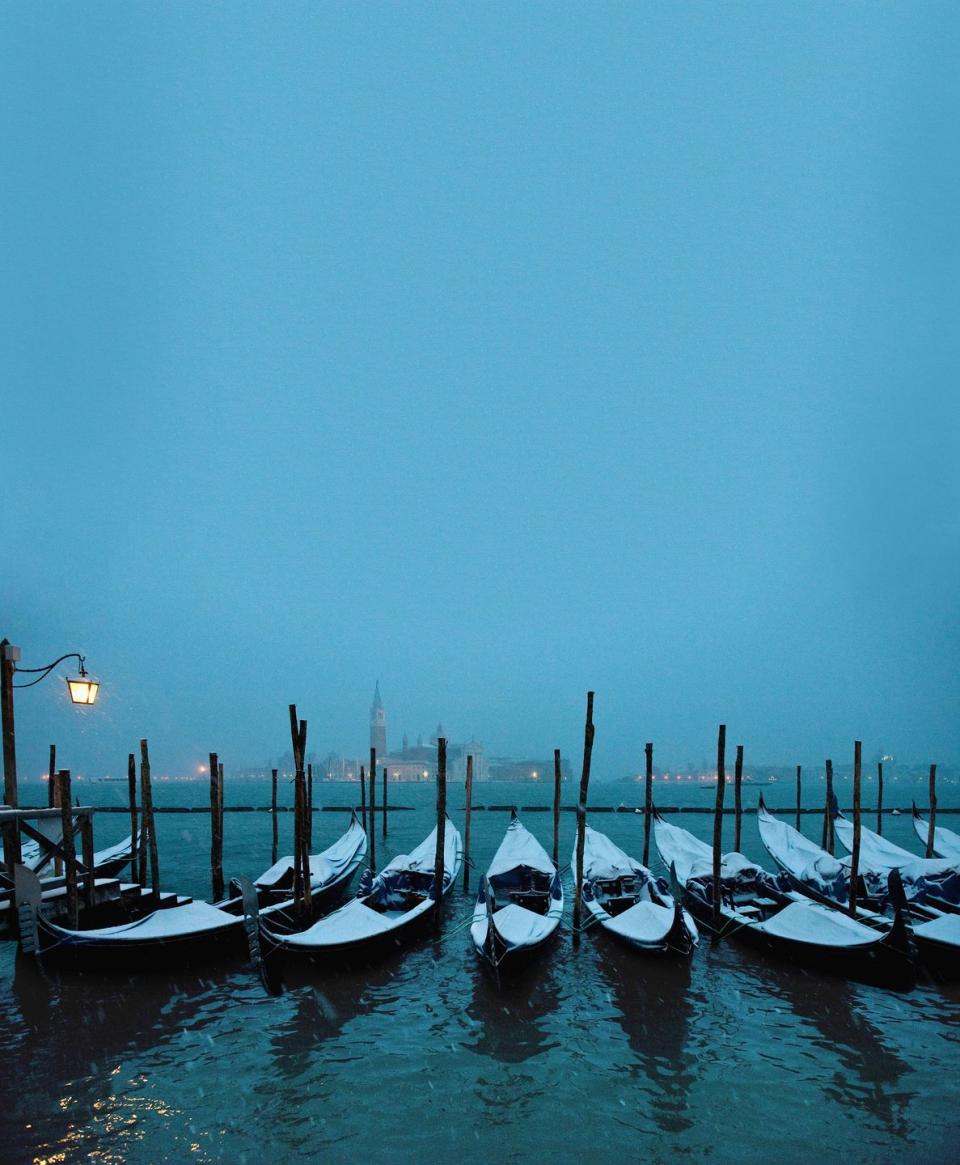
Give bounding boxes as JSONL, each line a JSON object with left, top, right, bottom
{"left": 66, "top": 675, "right": 99, "bottom": 705}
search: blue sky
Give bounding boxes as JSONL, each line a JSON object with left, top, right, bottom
{"left": 2, "top": 4, "right": 958, "bottom": 779}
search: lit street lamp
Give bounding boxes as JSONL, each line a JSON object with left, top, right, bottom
{"left": 1, "top": 638, "right": 100, "bottom": 867}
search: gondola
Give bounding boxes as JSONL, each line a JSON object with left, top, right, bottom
{"left": 19, "top": 831, "right": 139, "bottom": 880}
{"left": 573, "top": 826, "right": 697, "bottom": 956}
{"left": 912, "top": 803, "right": 960, "bottom": 862}
{"left": 758, "top": 798, "right": 960, "bottom": 980}
{"left": 238, "top": 810, "right": 367, "bottom": 911}
{"left": 16, "top": 866, "right": 270, "bottom": 971}
{"left": 653, "top": 810, "right": 915, "bottom": 989}
{"left": 17, "top": 813, "right": 370, "bottom": 970}
{"left": 832, "top": 810, "right": 960, "bottom": 913}
{"left": 260, "top": 818, "right": 462, "bottom": 963}
{"left": 471, "top": 812, "right": 562, "bottom": 975}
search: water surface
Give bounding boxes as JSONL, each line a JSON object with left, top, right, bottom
{"left": 2, "top": 776, "right": 957, "bottom": 1164}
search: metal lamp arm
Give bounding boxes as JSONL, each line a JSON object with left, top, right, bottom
{"left": 13, "top": 653, "right": 87, "bottom": 689}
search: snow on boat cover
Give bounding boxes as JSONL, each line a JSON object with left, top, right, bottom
{"left": 255, "top": 811, "right": 366, "bottom": 892}
{"left": 21, "top": 832, "right": 137, "bottom": 875}
{"left": 276, "top": 819, "right": 462, "bottom": 950}
{"left": 652, "top": 813, "right": 762, "bottom": 886}
{"left": 912, "top": 806, "right": 960, "bottom": 862}
{"left": 833, "top": 813, "right": 960, "bottom": 906}
{"left": 757, "top": 802, "right": 848, "bottom": 902}
{"left": 42, "top": 899, "right": 241, "bottom": 943}
{"left": 655, "top": 814, "right": 896, "bottom": 953}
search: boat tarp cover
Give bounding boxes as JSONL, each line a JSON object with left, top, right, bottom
{"left": 22, "top": 832, "right": 136, "bottom": 872}
{"left": 471, "top": 901, "right": 560, "bottom": 950}
{"left": 833, "top": 816, "right": 947, "bottom": 872}
{"left": 750, "top": 900, "right": 887, "bottom": 948}
{"left": 256, "top": 815, "right": 365, "bottom": 890}
{"left": 758, "top": 807, "right": 847, "bottom": 900}
{"left": 380, "top": 818, "right": 461, "bottom": 878}
{"left": 283, "top": 896, "right": 415, "bottom": 946}
{"left": 601, "top": 899, "right": 677, "bottom": 944}
{"left": 913, "top": 814, "right": 960, "bottom": 863}
{"left": 578, "top": 827, "right": 644, "bottom": 881}
{"left": 912, "top": 912, "right": 960, "bottom": 946}
{"left": 48, "top": 900, "right": 239, "bottom": 941}
{"left": 653, "top": 816, "right": 761, "bottom": 886}
{"left": 833, "top": 816, "right": 960, "bottom": 905}
{"left": 487, "top": 816, "right": 555, "bottom": 878}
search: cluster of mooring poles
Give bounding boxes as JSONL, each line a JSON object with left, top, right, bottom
{"left": 2, "top": 665, "right": 947, "bottom": 963}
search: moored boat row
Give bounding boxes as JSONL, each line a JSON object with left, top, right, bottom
{"left": 12, "top": 799, "right": 960, "bottom": 990}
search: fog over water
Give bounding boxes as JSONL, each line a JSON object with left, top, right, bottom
{"left": 3, "top": 13, "right": 958, "bottom": 776}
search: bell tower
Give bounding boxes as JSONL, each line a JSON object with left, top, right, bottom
{"left": 370, "top": 681, "right": 387, "bottom": 757}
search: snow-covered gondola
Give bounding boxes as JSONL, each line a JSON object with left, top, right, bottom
{"left": 261, "top": 818, "right": 462, "bottom": 962}
{"left": 653, "top": 811, "right": 914, "bottom": 989}
{"left": 758, "top": 798, "right": 960, "bottom": 980}
{"left": 239, "top": 810, "right": 367, "bottom": 911}
{"left": 912, "top": 803, "right": 960, "bottom": 862}
{"left": 471, "top": 812, "right": 562, "bottom": 975}
{"left": 574, "top": 826, "right": 697, "bottom": 956}
{"left": 19, "top": 831, "right": 139, "bottom": 880}
{"left": 16, "top": 863, "right": 277, "bottom": 971}
{"left": 29, "top": 896, "right": 249, "bottom": 969}
{"left": 833, "top": 810, "right": 960, "bottom": 913}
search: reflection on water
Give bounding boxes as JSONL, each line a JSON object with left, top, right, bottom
{"left": 269, "top": 954, "right": 409, "bottom": 1080}
{"left": 728, "top": 947, "right": 913, "bottom": 1139}
{"left": 593, "top": 936, "right": 698, "bottom": 1135}
{"left": 465, "top": 951, "right": 562, "bottom": 1064}
{"left": 5, "top": 949, "right": 242, "bottom": 1164}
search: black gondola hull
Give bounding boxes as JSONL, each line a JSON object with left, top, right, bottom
{"left": 683, "top": 888, "right": 915, "bottom": 991}
{"left": 34, "top": 914, "right": 248, "bottom": 972}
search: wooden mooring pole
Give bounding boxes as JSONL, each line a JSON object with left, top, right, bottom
{"left": 382, "top": 765, "right": 388, "bottom": 840}
{"left": 137, "top": 754, "right": 148, "bottom": 888}
{"left": 271, "top": 768, "right": 279, "bottom": 865}
{"left": 552, "top": 749, "right": 561, "bottom": 870}
{"left": 877, "top": 762, "right": 884, "bottom": 836}
{"left": 368, "top": 747, "right": 376, "bottom": 876}
{"left": 80, "top": 811, "right": 95, "bottom": 908}
{"left": 795, "top": 765, "right": 802, "bottom": 832}
{"left": 927, "top": 764, "right": 938, "bottom": 858}
{"left": 56, "top": 770, "right": 79, "bottom": 929}
{"left": 306, "top": 763, "right": 313, "bottom": 851}
{"left": 288, "top": 705, "right": 311, "bottom": 916}
{"left": 824, "top": 759, "right": 835, "bottom": 855}
{"left": 127, "top": 752, "right": 137, "bottom": 879}
{"left": 360, "top": 765, "right": 367, "bottom": 836}
{"left": 463, "top": 754, "right": 474, "bottom": 892}
{"left": 848, "top": 742, "right": 861, "bottom": 916}
{"left": 209, "top": 752, "right": 224, "bottom": 901}
{"left": 573, "top": 691, "right": 595, "bottom": 948}
{"left": 141, "top": 739, "right": 160, "bottom": 904}
{"left": 643, "top": 742, "right": 653, "bottom": 868}
{"left": 434, "top": 737, "right": 447, "bottom": 933}
{"left": 712, "top": 725, "right": 726, "bottom": 929}
{"left": 734, "top": 745, "right": 744, "bottom": 853}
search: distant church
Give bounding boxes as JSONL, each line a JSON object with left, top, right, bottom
{"left": 369, "top": 683, "right": 488, "bottom": 782}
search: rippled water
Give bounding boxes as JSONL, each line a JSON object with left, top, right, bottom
{"left": 2, "top": 776, "right": 957, "bottom": 1164}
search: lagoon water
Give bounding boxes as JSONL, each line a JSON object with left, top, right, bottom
{"left": 1, "top": 774, "right": 957, "bottom": 1165}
